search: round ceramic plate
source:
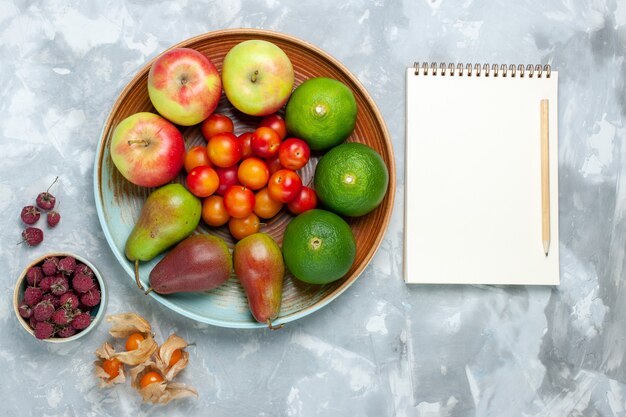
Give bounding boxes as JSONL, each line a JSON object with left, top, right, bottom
{"left": 94, "top": 29, "right": 395, "bottom": 328}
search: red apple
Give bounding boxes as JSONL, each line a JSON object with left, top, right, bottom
{"left": 110, "top": 112, "right": 185, "bottom": 187}
{"left": 148, "top": 48, "right": 221, "bottom": 126}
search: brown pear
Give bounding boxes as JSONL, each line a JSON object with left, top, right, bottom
{"left": 233, "top": 233, "right": 284, "bottom": 326}
{"left": 148, "top": 234, "right": 232, "bottom": 294}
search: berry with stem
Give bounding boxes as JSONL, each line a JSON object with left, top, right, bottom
{"left": 26, "top": 266, "right": 43, "bottom": 286}
{"left": 72, "top": 273, "right": 95, "bottom": 293}
{"left": 42, "top": 257, "right": 59, "bottom": 276}
{"left": 57, "top": 325, "right": 76, "bottom": 338}
{"left": 51, "top": 308, "right": 73, "bottom": 325}
{"left": 50, "top": 275, "right": 69, "bottom": 296}
{"left": 59, "top": 292, "right": 79, "bottom": 310}
{"left": 18, "top": 302, "right": 32, "bottom": 319}
{"left": 36, "top": 176, "right": 58, "bottom": 210}
{"left": 57, "top": 256, "right": 75, "bottom": 274}
{"left": 80, "top": 288, "right": 100, "bottom": 307}
{"left": 47, "top": 210, "right": 61, "bottom": 227}
{"left": 20, "top": 227, "right": 43, "bottom": 246}
{"left": 23, "top": 287, "right": 43, "bottom": 306}
{"left": 71, "top": 312, "right": 91, "bottom": 330}
{"left": 33, "top": 300, "right": 55, "bottom": 322}
{"left": 42, "top": 293, "right": 60, "bottom": 308}
{"left": 75, "top": 263, "right": 93, "bottom": 276}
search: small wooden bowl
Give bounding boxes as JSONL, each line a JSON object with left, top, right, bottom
{"left": 14, "top": 253, "right": 107, "bottom": 342}
{"left": 94, "top": 29, "right": 395, "bottom": 328}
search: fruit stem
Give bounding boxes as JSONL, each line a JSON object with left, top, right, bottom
{"left": 267, "top": 319, "right": 284, "bottom": 331}
{"left": 144, "top": 287, "right": 153, "bottom": 295}
{"left": 47, "top": 176, "right": 59, "bottom": 193}
{"left": 127, "top": 139, "right": 150, "bottom": 147}
{"left": 134, "top": 260, "right": 144, "bottom": 290}
{"left": 251, "top": 70, "right": 259, "bottom": 83}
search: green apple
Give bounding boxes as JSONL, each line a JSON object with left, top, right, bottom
{"left": 148, "top": 48, "right": 221, "bottom": 126}
{"left": 221, "top": 40, "right": 294, "bottom": 116}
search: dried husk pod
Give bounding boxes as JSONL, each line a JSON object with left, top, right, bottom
{"left": 94, "top": 342, "right": 126, "bottom": 387}
{"left": 154, "top": 334, "right": 190, "bottom": 380}
{"left": 106, "top": 313, "right": 158, "bottom": 365}
{"left": 130, "top": 361, "right": 198, "bottom": 405}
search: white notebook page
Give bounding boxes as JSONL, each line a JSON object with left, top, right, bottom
{"left": 404, "top": 67, "right": 559, "bottom": 285}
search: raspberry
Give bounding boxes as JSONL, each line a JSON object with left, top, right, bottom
{"left": 33, "top": 300, "right": 55, "bottom": 322}
{"left": 57, "top": 256, "right": 76, "bottom": 274}
{"left": 34, "top": 321, "right": 55, "bottom": 339}
{"left": 57, "top": 325, "right": 76, "bottom": 338}
{"left": 21, "top": 227, "right": 43, "bottom": 246}
{"left": 51, "top": 308, "right": 73, "bottom": 325}
{"left": 59, "top": 292, "right": 79, "bottom": 310}
{"left": 42, "top": 293, "right": 61, "bottom": 308}
{"left": 81, "top": 288, "right": 101, "bottom": 307}
{"left": 71, "top": 312, "right": 91, "bottom": 330}
{"left": 42, "top": 257, "right": 59, "bottom": 276}
{"left": 26, "top": 266, "right": 43, "bottom": 287}
{"left": 75, "top": 263, "right": 93, "bottom": 276}
{"left": 47, "top": 210, "right": 61, "bottom": 227}
{"left": 72, "top": 273, "right": 95, "bottom": 293}
{"left": 23, "top": 287, "right": 43, "bottom": 306}
{"left": 50, "top": 275, "right": 69, "bottom": 296}
{"left": 21, "top": 206, "right": 41, "bottom": 225}
{"left": 40, "top": 276, "right": 54, "bottom": 292}
{"left": 36, "top": 177, "right": 58, "bottom": 211}
{"left": 18, "top": 302, "right": 32, "bottom": 319}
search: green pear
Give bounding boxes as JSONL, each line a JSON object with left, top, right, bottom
{"left": 148, "top": 234, "right": 232, "bottom": 294}
{"left": 125, "top": 183, "right": 201, "bottom": 289}
{"left": 233, "top": 233, "right": 285, "bottom": 327}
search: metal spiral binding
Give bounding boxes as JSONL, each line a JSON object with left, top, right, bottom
{"left": 413, "top": 62, "right": 551, "bottom": 78}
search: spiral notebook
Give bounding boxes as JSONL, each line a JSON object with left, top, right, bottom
{"left": 404, "top": 63, "right": 560, "bottom": 285}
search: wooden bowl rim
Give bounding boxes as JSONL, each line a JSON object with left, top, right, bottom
{"left": 96, "top": 28, "right": 396, "bottom": 326}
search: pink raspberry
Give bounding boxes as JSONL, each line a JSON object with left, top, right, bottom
{"left": 21, "top": 227, "right": 43, "bottom": 246}
{"left": 29, "top": 316, "right": 38, "bottom": 329}
{"left": 47, "top": 210, "right": 61, "bottom": 227}
{"left": 23, "top": 287, "right": 43, "bottom": 306}
{"left": 42, "top": 293, "right": 61, "bottom": 309}
{"left": 51, "top": 308, "right": 73, "bottom": 325}
{"left": 33, "top": 300, "right": 55, "bottom": 322}
{"left": 57, "top": 257, "right": 76, "bottom": 274}
{"left": 40, "top": 276, "right": 54, "bottom": 292}
{"left": 74, "top": 263, "right": 93, "bottom": 277}
{"left": 50, "top": 275, "right": 69, "bottom": 296}
{"left": 59, "top": 292, "right": 79, "bottom": 310}
{"left": 18, "top": 302, "right": 32, "bottom": 319}
{"left": 57, "top": 325, "right": 76, "bottom": 338}
{"left": 71, "top": 312, "right": 91, "bottom": 330}
{"left": 42, "top": 257, "right": 59, "bottom": 276}
{"left": 80, "top": 288, "right": 101, "bottom": 307}
{"left": 34, "top": 321, "right": 55, "bottom": 339}
{"left": 20, "top": 205, "right": 41, "bottom": 225}
{"left": 36, "top": 177, "right": 58, "bottom": 211}
{"left": 26, "top": 266, "right": 44, "bottom": 287}
{"left": 72, "top": 273, "right": 95, "bottom": 293}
